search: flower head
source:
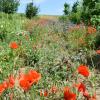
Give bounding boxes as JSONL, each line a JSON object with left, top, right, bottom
{"left": 96, "top": 50, "right": 100, "bottom": 54}
{"left": 19, "top": 70, "right": 41, "bottom": 91}
{"left": 64, "top": 86, "right": 76, "bottom": 100}
{"left": 44, "top": 90, "right": 48, "bottom": 97}
{"left": 9, "top": 42, "right": 18, "bottom": 49}
{"left": 28, "top": 70, "right": 41, "bottom": 84}
{"left": 8, "top": 75, "right": 15, "bottom": 88}
{"left": 74, "top": 83, "right": 86, "bottom": 93}
{"left": 83, "top": 92, "right": 96, "bottom": 100}
{"left": 19, "top": 74, "right": 31, "bottom": 91}
{"left": 3, "top": 81, "right": 9, "bottom": 89}
{"left": 50, "top": 86, "right": 58, "bottom": 94}
{"left": 87, "top": 26, "right": 96, "bottom": 34}
{"left": 40, "top": 90, "right": 48, "bottom": 97}
{"left": 83, "top": 91, "right": 90, "bottom": 99}
{"left": 0, "top": 84, "right": 5, "bottom": 95}
{"left": 77, "top": 65, "right": 89, "bottom": 77}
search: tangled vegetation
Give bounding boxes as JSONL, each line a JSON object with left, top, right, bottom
{"left": 0, "top": 0, "right": 100, "bottom": 99}
{"left": 0, "top": 13, "right": 100, "bottom": 100}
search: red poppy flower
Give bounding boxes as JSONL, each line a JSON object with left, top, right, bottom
{"left": 87, "top": 26, "right": 96, "bottom": 34}
{"left": 25, "top": 74, "right": 34, "bottom": 85}
{"left": 83, "top": 91, "right": 90, "bottom": 100}
{"left": 96, "top": 50, "right": 100, "bottom": 54}
{"left": 9, "top": 42, "right": 18, "bottom": 49}
{"left": 44, "top": 90, "right": 48, "bottom": 97}
{"left": 50, "top": 86, "right": 58, "bottom": 93}
{"left": 0, "top": 84, "right": 5, "bottom": 95}
{"left": 19, "top": 74, "right": 31, "bottom": 91}
{"left": 28, "top": 70, "right": 41, "bottom": 84}
{"left": 78, "top": 83, "right": 86, "bottom": 92}
{"left": 9, "top": 93, "right": 14, "bottom": 100}
{"left": 90, "top": 93, "right": 96, "bottom": 100}
{"left": 3, "top": 81, "right": 9, "bottom": 89}
{"left": 74, "top": 83, "right": 86, "bottom": 93}
{"left": 19, "top": 79, "right": 30, "bottom": 91}
{"left": 8, "top": 75, "right": 15, "bottom": 88}
{"left": 64, "top": 86, "right": 76, "bottom": 100}
{"left": 40, "top": 90, "right": 48, "bottom": 97}
{"left": 77, "top": 65, "right": 89, "bottom": 77}
{"left": 83, "top": 92, "right": 96, "bottom": 100}
{"left": 19, "top": 70, "right": 41, "bottom": 91}
{"left": 40, "top": 90, "right": 43, "bottom": 96}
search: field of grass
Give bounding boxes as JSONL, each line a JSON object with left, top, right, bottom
{"left": 0, "top": 13, "right": 100, "bottom": 100}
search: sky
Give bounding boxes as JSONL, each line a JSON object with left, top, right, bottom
{"left": 18, "top": 0, "right": 77, "bottom": 15}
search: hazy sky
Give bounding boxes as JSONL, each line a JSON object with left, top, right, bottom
{"left": 18, "top": 0, "right": 77, "bottom": 15}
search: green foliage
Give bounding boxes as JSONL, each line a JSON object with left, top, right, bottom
{"left": 0, "top": 0, "right": 19, "bottom": 14}
{"left": 0, "top": 11, "right": 99, "bottom": 99}
{"left": 72, "top": 1, "right": 79, "bottom": 13}
{"left": 81, "top": 0, "right": 100, "bottom": 24}
{"left": 63, "top": 2, "right": 70, "bottom": 15}
{"left": 91, "top": 15, "right": 100, "bottom": 30}
{"left": 59, "top": 15, "right": 69, "bottom": 23}
{"left": 95, "top": 31, "right": 100, "bottom": 48}
{"left": 26, "top": 2, "right": 38, "bottom": 19}
{"left": 0, "top": 13, "right": 27, "bottom": 41}
{"left": 67, "top": 28, "right": 86, "bottom": 50}
{"left": 69, "top": 10, "right": 82, "bottom": 24}
{"left": 66, "top": 1, "right": 82, "bottom": 24}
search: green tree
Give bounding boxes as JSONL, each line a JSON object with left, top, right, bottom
{"left": 0, "top": 0, "right": 19, "bottom": 14}
{"left": 26, "top": 2, "right": 38, "bottom": 19}
{"left": 63, "top": 2, "right": 70, "bottom": 15}
{"left": 81, "top": 0, "right": 100, "bottom": 24}
{"left": 72, "top": 1, "right": 79, "bottom": 13}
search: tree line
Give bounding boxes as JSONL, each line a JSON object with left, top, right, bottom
{"left": 63, "top": 0, "right": 100, "bottom": 25}
{"left": 0, "top": 0, "right": 99, "bottom": 25}
{"left": 0, "top": 0, "right": 38, "bottom": 19}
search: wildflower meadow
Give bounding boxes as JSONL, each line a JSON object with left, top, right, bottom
{"left": 0, "top": 0, "right": 100, "bottom": 100}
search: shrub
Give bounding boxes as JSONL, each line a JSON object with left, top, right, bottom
{"left": 69, "top": 12, "right": 81, "bottom": 24}
{"left": 81, "top": 0, "right": 100, "bottom": 24}
{"left": 72, "top": 1, "right": 79, "bottom": 13}
{"left": 0, "top": 13, "right": 27, "bottom": 42}
{"left": 69, "top": 1, "right": 82, "bottom": 24}
{"left": 63, "top": 2, "right": 70, "bottom": 15}
{"left": 26, "top": 2, "right": 38, "bottom": 19}
{"left": 91, "top": 15, "right": 100, "bottom": 30}
{"left": 0, "top": 0, "right": 19, "bottom": 14}
{"left": 59, "top": 15, "right": 69, "bottom": 23}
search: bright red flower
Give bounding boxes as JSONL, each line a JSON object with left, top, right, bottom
{"left": 40, "top": 90, "right": 43, "bottom": 96}
{"left": 77, "top": 65, "right": 89, "bottom": 77}
{"left": 9, "top": 42, "right": 18, "bottom": 49}
{"left": 19, "top": 70, "right": 41, "bottom": 91}
{"left": 83, "top": 91, "right": 90, "bottom": 100}
{"left": 0, "top": 84, "right": 5, "bottom": 95}
{"left": 40, "top": 90, "right": 48, "bottom": 97}
{"left": 25, "top": 74, "right": 34, "bottom": 85}
{"left": 96, "top": 50, "right": 100, "bottom": 54}
{"left": 78, "top": 83, "right": 86, "bottom": 92}
{"left": 9, "top": 93, "right": 14, "bottom": 100}
{"left": 19, "top": 79, "right": 30, "bottom": 91}
{"left": 83, "top": 92, "right": 96, "bottom": 100}
{"left": 44, "top": 90, "right": 48, "bottom": 97}
{"left": 90, "top": 93, "right": 96, "bottom": 100}
{"left": 3, "top": 81, "right": 9, "bottom": 89}
{"left": 74, "top": 83, "right": 86, "bottom": 93}
{"left": 64, "top": 86, "right": 76, "bottom": 100}
{"left": 87, "top": 26, "right": 96, "bottom": 34}
{"left": 28, "top": 70, "right": 41, "bottom": 84}
{"left": 50, "top": 86, "right": 58, "bottom": 93}
{"left": 8, "top": 75, "right": 15, "bottom": 88}
{"left": 19, "top": 74, "right": 31, "bottom": 91}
